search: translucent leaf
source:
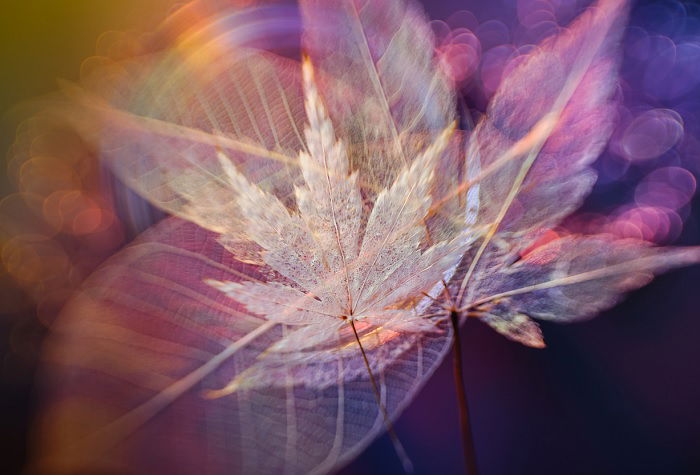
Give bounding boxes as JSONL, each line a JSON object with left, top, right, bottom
{"left": 34, "top": 218, "right": 454, "bottom": 475}
{"left": 466, "top": 0, "right": 628, "bottom": 237}
{"left": 299, "top": 0, "right": 455, "bottom": 180}
{"left": 60, "top": 47, "right": 309, "bottom": 264}
{"left": 466, "top": 235, "right": 700, "bottom": 325}
{"left": 453, "top": 0, "right": 653, "bottom": 342}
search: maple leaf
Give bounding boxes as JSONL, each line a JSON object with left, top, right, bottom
{"left": 447, "top": 0, "right": 700, "bottom": 350}
{"left": 203, "top": 59, "right": 470, "bottom": 397}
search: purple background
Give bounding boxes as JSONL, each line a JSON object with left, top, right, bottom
{"left": 1, "top": 1, "right": 699, "bottom": 474}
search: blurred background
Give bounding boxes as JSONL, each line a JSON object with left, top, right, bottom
{"left": 0, "top": 3, "right": 177, "bottom": 473}
{"left": 1, "top": 0, "right": 700, "bottom": 474}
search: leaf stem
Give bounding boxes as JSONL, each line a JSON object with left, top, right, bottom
{"left": 350, "top": 320, "right": 413, "bottom": 473}
{"left": 450, "top": 311, "right": 478, "bottom": 475}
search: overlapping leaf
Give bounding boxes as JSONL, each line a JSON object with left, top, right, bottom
{"left": 452, "top": 0, "right": 699, "bottom": 347}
